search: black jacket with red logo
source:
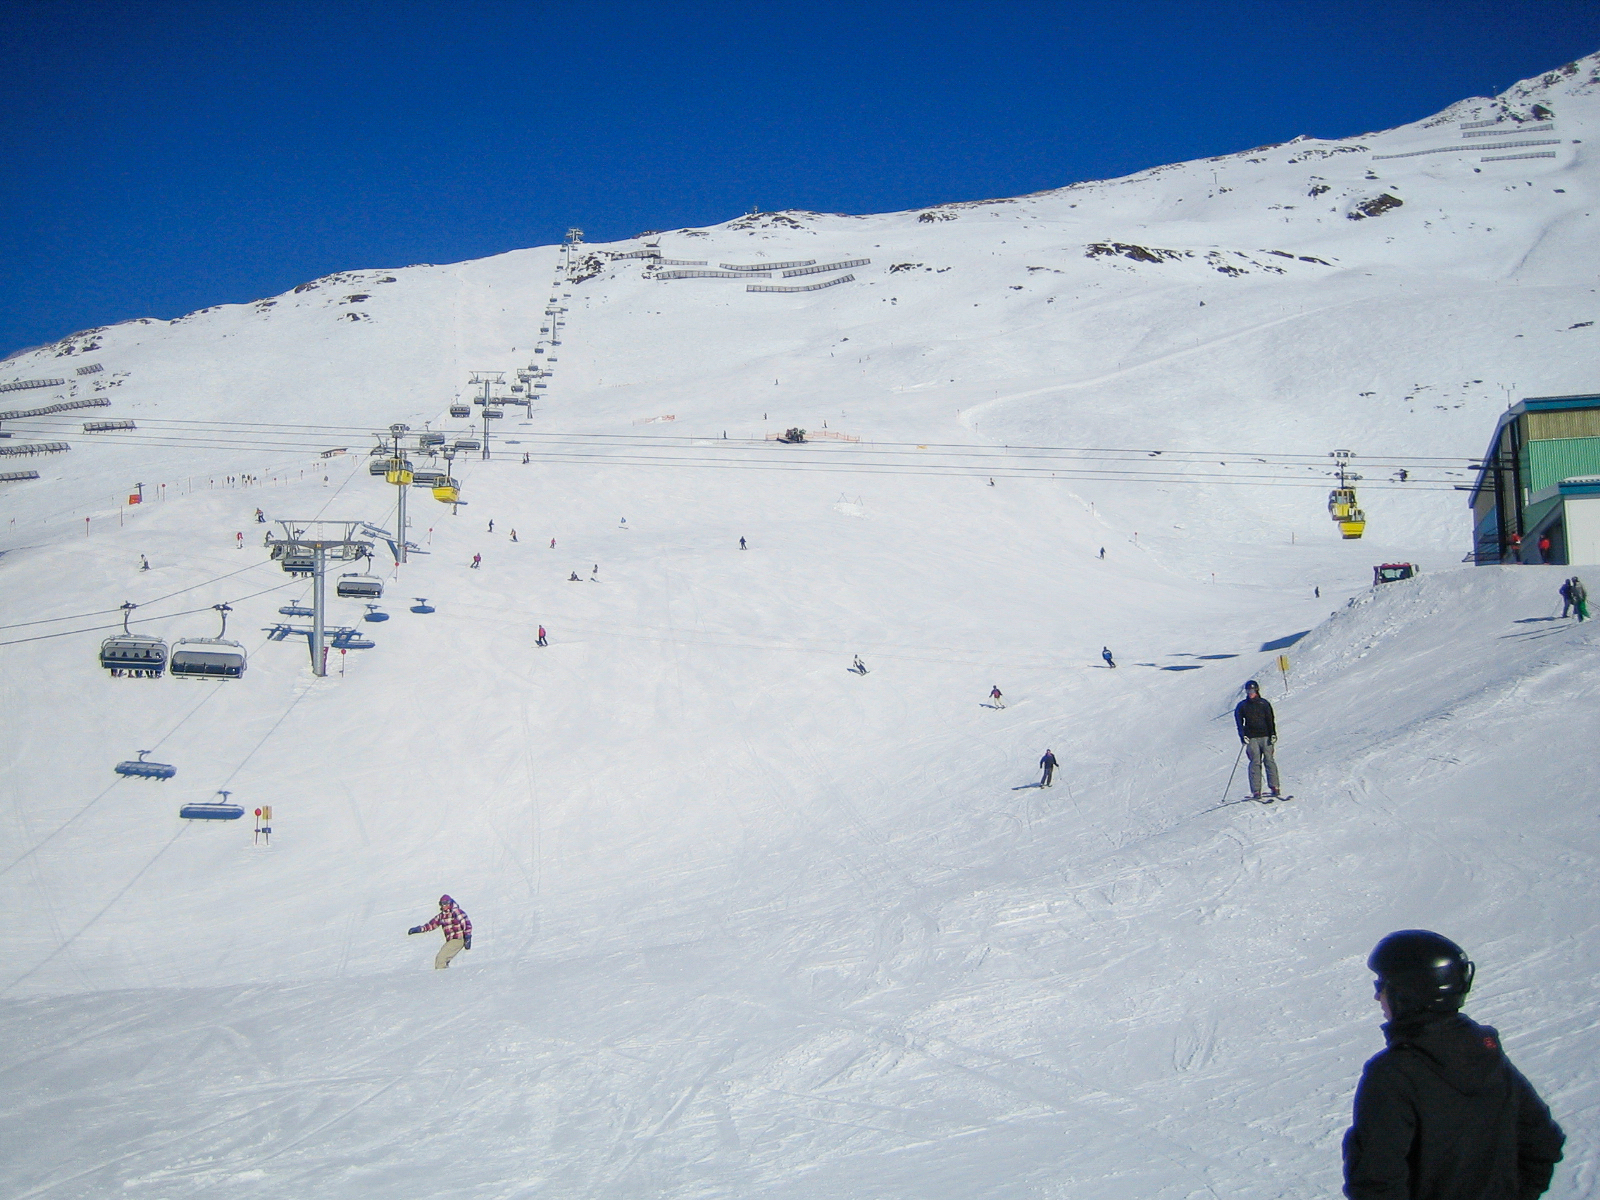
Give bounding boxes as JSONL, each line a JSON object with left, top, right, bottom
{"left": 1343, "top": 1012, "right": 1564, "bottom": 1200}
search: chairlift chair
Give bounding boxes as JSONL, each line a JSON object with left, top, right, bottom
{"left": 100, "top": 603, "right": 167, "bottom": 677}
{"left": 363, "top": 603, "right": 389, "bottom": 623}
{"left": 336, "top": 573, "right": 384, "bottom": 599}
{"left": 418, "top": 432, "right": 445, "bottom": 447}
{"left": 115, "top": 750, "right": 176, "bottom": 780}
{"left": 280, "top": 550, "right": 316, "bottom": 575}
{"left": 453, "top": 438, "right": 480, "bottom": 451}
{"left": 278, "top": 604, "right": 315, "bottom": 617}
{"left": 180, "top": 789, "right": 245, "bottom": 820}
{"left": 449, "top": 403, "right": 470, "bottom": 418}
{"left": 170, "top": 605, "right": 248, "bottom": 679}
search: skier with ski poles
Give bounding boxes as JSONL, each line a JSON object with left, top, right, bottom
{"left": 1233, "top": 679, "right": 1282, "bottom": 800}
{"left": 536, "top": 625, "right": 547, "bottom": 647}
{"left": 989, "top": 685, "right": 1005, "bottom": 709}
{"left": 1559, "top": 578, "right": 1574, "bottom": 618}
{"left": 1570, "top": 577, "right": 1589, "bottom": 622}
{"left": 1101, "top": 646, "right": 1116, "bottom": 669}
{"left": 407, "top": 895, "right": 473, "bottom": 969}
{"left": 1039, "top": 749, "right": 1058, "bottom": 788}
{"left": 1343, "top": 930, "right": 1564, "bottom": 1199}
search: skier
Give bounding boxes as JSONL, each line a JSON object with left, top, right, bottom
{"left": 488, "top": 519, "right": 494, "bottom": 533}
{"left": 407, "top": 895, "right": 473, "bottom": 970}
{"left": 470, "top": 554, "right": 481, "bottom": 569}
{"left": 139, "top": 555, "right": 150, "bottom": 571}
{"left": 1571, "top": 577, "right": 1589, "bottom": 622}
{"left": 1233, "top": 679, "right": 1280, "bottom": 799}
{"left": 1039, "top": 749, "right": 1058, "bottom": 787}
{"left": 536, "top": 625, "right": 548, "bottom": 646}
{"left": 1098, "top": 547, "right": 1105, "bottom": 559}
{"left": 740, "top": 537, "right": 747, "bottom": 550}
{"left": 255, "top": 508, "right": 266, "bottom": 523}
{"left": 852, "top": 654, "right": 867, "bottom": 674}
{"left": 550, "top": 537, "right": 556, "bottom": 548}
{"left": 1315, "top": 586, "right": 1321, "bottom": 598}
{"left": 1101, "top": 646, "right": 1116, "bottom": 669}
{"left": 1344, "top": 930, "right": 1564, "bottom": 1199}
{"left": 523, "top": 452, "right": 530, "bottom": 464}
{"left": 1559, "top": 578, "right": 1573, "bottom": 618}
{"left": 510, "top": 530, "right": 518, "bottom": 542}
{"left": 569, "top": 571, "right": 581, "bottom": 581}
{"left": 989, "top": 685, "right": 1005, "bottom": 709}
{"left": 236, "top": 531, "right": 244, "bottom": 549}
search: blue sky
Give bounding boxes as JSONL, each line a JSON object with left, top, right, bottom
{"left": 1, "top": 0, "right": 1596, "bottom": 357}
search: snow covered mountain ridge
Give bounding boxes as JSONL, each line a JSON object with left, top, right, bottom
{"left": 1, "top": 52, "right": 1597, "bottom": 1200}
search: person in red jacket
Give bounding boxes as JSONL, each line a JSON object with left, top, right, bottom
{"left": 409, "top": 895, "right": 473, "bottom": 969}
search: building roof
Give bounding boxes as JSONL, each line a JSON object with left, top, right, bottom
{"left": 1470, "top": 394, "right": 1600, "bottom": 504}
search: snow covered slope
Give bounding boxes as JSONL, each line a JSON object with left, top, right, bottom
{"left": 1, "top": 54, "right": 1598, "bottom": 1200}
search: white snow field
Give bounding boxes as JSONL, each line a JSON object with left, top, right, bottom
{"left": 2, "top": 54, "right": 1598, "bottom": 1200}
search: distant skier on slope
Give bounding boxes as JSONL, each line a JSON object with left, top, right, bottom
{"left": 1039, "top": 749, "right": 1057, "bottom": 788}
{"left": 1101, "top": 647, "right": 1116, "bottom": 669}
{"left": 470, "top": 554, "right": 481, "bottom": 569}
{"left": 408, "top": 895, "right": 473, "bottom": 970}
{"left": 1233, "top": 679, "right": 1281, "bottom": 799}
{"left": 1559, "top": 578, "right": 1574, "bottom": 618}
{"left": 536, "top": 625, "right": 547, "bottom": 647}
{"left": 851, "top": 654, "right": 867, "bottom": 674}
{"left": 1570, "top": 577, "right": 1589, "bottom": 622}
{"left": 1344, "top": 930, "right": 1564, "bottom": 1200}
{"left": 989, "top": 685, "right": 1005, "bottom": 709}
{"left": 740, "top": 536, "right": 747, "bottom": 550}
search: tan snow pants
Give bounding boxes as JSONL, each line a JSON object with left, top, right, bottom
{"left": 435, "top": 938, "right": 465, "bottom": 969}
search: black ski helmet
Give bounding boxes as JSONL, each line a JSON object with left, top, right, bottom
{"left": 1244, "top": 679, "right": 1260, "bottom": 691}
{"left": 1368, "top": 930, "right": 1474, "bottom": 1012}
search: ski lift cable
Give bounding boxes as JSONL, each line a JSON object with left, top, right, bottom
{"left": 0, "top": 557, "right": 277, "bottom": 633}
{"left": 469, "top": 450, "right": 1463, "bottom": 490}
{"left": 7, "top": 414, "right": 1480, "bottom": 468}
{"left": 0, "top": 578, "right": 300, "bottom": 649}
{"left": 0, "top": 581, "right": 311, "bottom": 881}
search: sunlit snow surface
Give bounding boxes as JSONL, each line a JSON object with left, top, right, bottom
{"left": 2, "top": 56, "right": 1598, "bottom": 1200}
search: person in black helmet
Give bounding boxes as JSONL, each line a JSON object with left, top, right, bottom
{"left": 1343, "top": 930, "right": 1564, "bottom": 1200}
{"left": 1233, "top": 680, "right": 1280, "bottom": 799}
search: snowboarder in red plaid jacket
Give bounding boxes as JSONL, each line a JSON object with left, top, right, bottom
{"left": 409, "top": 895, "right": 472, "bottom": 969}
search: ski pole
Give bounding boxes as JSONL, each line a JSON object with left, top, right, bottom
{"left": 1221, "top": 742, "right": 1245, "bottom": 805}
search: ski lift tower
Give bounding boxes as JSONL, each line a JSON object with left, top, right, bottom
{"left": 469, "top": 371, "right": 507, "bottom": 460}
{"left": 265, "top": 521, "right": 373, "bottom": 676}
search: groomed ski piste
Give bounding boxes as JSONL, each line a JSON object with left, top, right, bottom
{"left": 2, "top": 54, "right": 1598, "bottom": 1200}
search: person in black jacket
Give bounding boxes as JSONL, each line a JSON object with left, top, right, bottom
{"left": 1233, "top": 680, "right": 1281, "bottom": 799}
{"left": 1038, "top": 749, "right": 1058, "bottom": 787}
{"left": 1344, "top": 930, "right": 1564, "bottom": 1200}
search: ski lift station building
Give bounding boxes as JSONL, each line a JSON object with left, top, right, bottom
{"left": 1470, "top": 393, "right": 1600, "bottom": 566}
